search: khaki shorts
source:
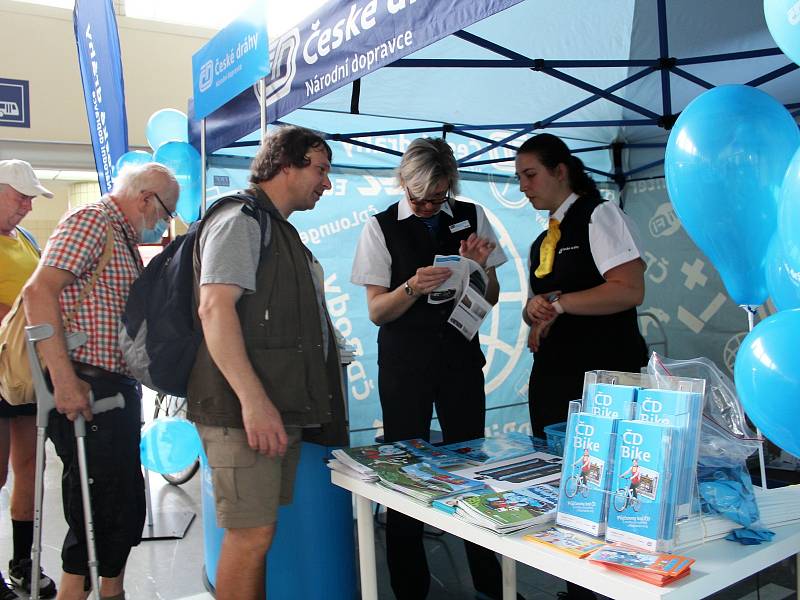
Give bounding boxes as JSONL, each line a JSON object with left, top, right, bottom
{"left": 197, "top": 424, "right": 302, "bottom": 529}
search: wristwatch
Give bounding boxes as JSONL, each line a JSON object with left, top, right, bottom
{"left": 404, "top": 280, "right": 416, "bottom": 297}
{"left": 547, "top": 292, "right": 565, "bottom": 314}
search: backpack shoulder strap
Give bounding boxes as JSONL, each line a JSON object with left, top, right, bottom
{"left": 196, "top": 190, "right": 271, "bottom": 255}
{"left": 64, "top": 219, "right": 115, "bottom": 328}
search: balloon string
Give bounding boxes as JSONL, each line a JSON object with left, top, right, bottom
{"left": 739, "top": 305, "right": 768, "bottom": 490}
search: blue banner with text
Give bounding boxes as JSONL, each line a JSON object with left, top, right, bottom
{"left": 192, "top": 0, "right": 270, "bottom": 120}
{"left": 73, "top": 0, "right": 129, "bottom": 194}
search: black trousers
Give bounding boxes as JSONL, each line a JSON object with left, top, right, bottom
{"left": 527, "top": 368, "right": 584, "bottom": 438}
{"left": 48, "top": 373, "right": 145, "bottom": 578}
{"left": 379, "top": 361, "right": 504, "bottom": 600}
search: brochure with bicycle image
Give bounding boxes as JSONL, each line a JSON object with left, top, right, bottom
{"left": 556, "top": 411, "right": 617, "bottom": 536}
{"left": 605, "top": 420, "right": 676, "bottom": 552}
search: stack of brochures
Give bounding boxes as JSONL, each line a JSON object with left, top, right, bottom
{"left": 455, "top": 485, "right": 560, "bottom": 533}
{"left": 330, "top": 439, "right": 483, "bottom": 504}
{"left": 378, "top": 462, "right": 485, "bottom": 503}
{"left": 587, "top": 544, "right": 694, "bottom": 586}
{"left": 522, "top": 526, "right": 605, "bottom": 558}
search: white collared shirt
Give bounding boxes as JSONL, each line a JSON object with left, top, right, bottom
{"left": 351, "top": 198, "right": 508, "bottom": 288}
{"left": 527, "top": 192, "right": 643, "bottom": 296}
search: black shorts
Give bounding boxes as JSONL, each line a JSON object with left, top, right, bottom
{"left": 0, "top": 398, "right": 37, "bottom": 418}
{"left": 47, "top": 373, "right": 145, "bottom": 578}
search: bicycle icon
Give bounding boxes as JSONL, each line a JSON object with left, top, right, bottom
{"left": 564, "top": 470, "right": 590, "bottom": 498}
{"left": 613, "top": 485, "right": 641, "bottom": 512}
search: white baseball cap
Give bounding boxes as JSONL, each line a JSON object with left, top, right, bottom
{"left": 0, "top": 159, "right": 54, "bottom": 198}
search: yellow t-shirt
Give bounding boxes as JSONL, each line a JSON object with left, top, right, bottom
{"left": 0, "top": 229, "right": 40, "bottom": 307}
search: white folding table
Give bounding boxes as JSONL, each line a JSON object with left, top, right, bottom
{"left": 331, "top": 470, "right": 800, "bottom": 600}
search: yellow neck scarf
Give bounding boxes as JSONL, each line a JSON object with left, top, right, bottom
{"left": 534, "top": 218, "right": 561, "bottom": 278}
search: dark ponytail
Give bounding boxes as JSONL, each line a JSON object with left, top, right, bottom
{"left": 567, "top": 155, "right": 600, "bottom": 199}
{"left": 517, "top": 133, "right": 600, "bottom": 199}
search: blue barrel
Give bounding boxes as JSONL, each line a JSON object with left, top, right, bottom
{"left": 201, "top": 442, "right": 357, "bottom": 598}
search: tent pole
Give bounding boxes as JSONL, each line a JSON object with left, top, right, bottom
{"left": 201, "top": 118, "right": 207, "bottom": 216}
{"left": 656, "top": 0, "right": 672, "bottom": 117}
{"left": 260, "top": 78, "right": 267, "bottom": 139}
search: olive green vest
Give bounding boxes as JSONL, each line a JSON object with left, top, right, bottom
{"left": 187, "top": 188, "right": 348, "bottom": 446}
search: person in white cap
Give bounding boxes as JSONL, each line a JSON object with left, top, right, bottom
{"left": 0, "top": 159, "right": 57, "bottom": 599}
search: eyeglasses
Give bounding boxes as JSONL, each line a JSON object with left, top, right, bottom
{"left": 407, "top": 188, "right": 453, "bottom": 207}
{"left": 150, "top": 192, "right": 176, "bottom": 220}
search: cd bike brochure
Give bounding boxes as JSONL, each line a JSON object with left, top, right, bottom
{"left": 605, "top": 420, "right": 677, "bottom": 551}
{"left": 583, "top": 382, "right": 637, "bottom": 420}
{"left": 635, "top": 387, "right": 703, "bottom": 520}
{"left": 556, "top": 412, "right": 616, "bottom": 536}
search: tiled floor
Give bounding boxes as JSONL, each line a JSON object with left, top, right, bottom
{"left": 0, "top": 396, "right": 797, "bottom": 599}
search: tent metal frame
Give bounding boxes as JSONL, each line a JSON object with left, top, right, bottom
{"left": 237, "top": 0, "right": 797, "bottom": 188}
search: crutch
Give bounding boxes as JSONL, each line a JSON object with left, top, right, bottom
{"left": 26, "top": 324, "right": 125, "bottom": 600}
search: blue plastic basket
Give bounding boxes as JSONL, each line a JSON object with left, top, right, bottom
{"left": 543, "top": 421, "right": 567, "bottom": 456}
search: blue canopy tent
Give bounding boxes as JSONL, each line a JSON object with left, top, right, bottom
{"left": 188, "top": 0, "right": 800, "bottom": 447}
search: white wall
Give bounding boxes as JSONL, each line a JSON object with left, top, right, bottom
{"left": 0, "top": 0, "right": 213, "bottom": 232}
{"left": 0, "top": 0, "right": 213, "bottom": 161}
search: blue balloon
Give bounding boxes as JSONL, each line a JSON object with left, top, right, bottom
{"left": 114, "top": 150, "right": 152, "bottom": 177}
{"left": 766, "top": 235, "right": 800, "bottom": 311}
{"left": 153, "top": 141, "right": 201, "bottom": 224}
{"left": 665, "top": 85, "right": 800, "bottom": 306}
{"left": 146, "top": 108, "right": 188, "bottom": 153}
{"left": 765, "top": 0, "right": 800, "bottom": 66}
{"left": 734, "top": 309, "right": 800, "bottom": 458}
{"left": 140, "top": 417, "right": 202, "bottom": 474}
{"left": 778, "top": 146, "right": 800, "bottom": 268}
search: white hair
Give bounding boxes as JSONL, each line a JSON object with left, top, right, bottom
{"left": 113, "top": 162, "right": 178, "bottom": 197}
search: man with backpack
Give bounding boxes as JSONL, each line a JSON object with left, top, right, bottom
{"left": 187, "top": 125, "right": 348, "bottom": 600}
{"left": 22, "top": 163, "right": 179, "bottom": 600}
{"left": 0, "top": 160, "right": 57, "bottom": 599}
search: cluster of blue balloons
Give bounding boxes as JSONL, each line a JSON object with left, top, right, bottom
{"left": 114, "top": 108, "right": 201, "bottom": 225}
{"left": 664, "top": 2, "right": 800, "bottom": 459}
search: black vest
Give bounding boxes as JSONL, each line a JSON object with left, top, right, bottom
{"left": 529, "top": 195, "right": 647, "bottom": 373}
{"left": 375, "top": 201, "right": 485, "bottom": 368}
{"left": 188, "top": 188, "right": 348, "bottom": 446}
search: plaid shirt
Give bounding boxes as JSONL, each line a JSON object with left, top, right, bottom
{"left": 41, "top": 198, "right": 142, "bottom": 376}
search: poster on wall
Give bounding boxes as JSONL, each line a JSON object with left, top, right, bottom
{"left": 0, "top": 78, "right": 29, "bottom": 128}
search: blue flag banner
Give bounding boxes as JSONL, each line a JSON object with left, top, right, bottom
{"left": 74, "top": 0, "right": 129, "bottom": 194}
{"left": 189, "top": 0, "right": 523, "bottom": 153}
{"left": 192, "top": 0, "right": 270, "bottom": 120}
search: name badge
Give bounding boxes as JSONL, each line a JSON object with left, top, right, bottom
{"left": 449, "top": 220, "right": 471, "bottom": 233}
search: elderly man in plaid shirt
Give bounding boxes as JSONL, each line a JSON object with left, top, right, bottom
{"left": 23, "top": 163, "right": 178, "bottom": 600}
